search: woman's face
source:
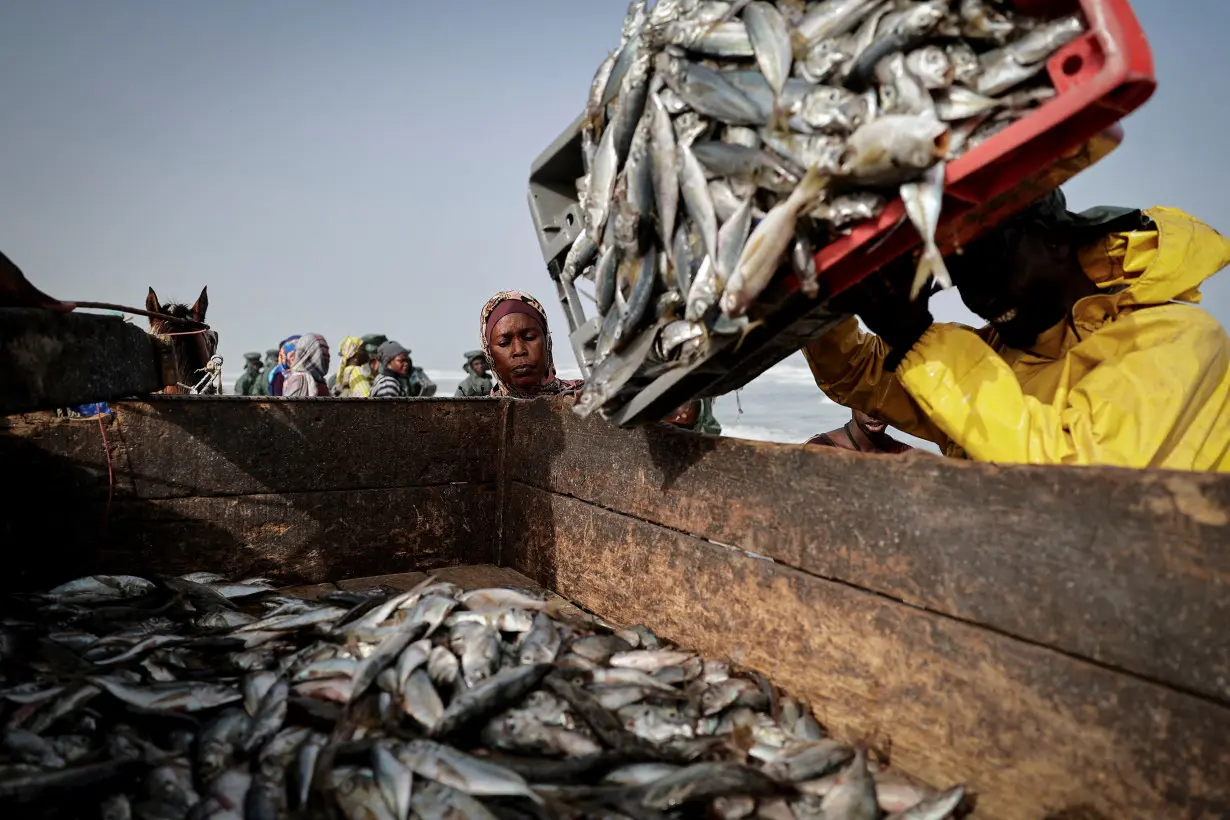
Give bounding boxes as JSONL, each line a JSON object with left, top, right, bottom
{"left": 387, "top": 353, "right": 410, "bottom": 376}
{"left": 490, "top": 313, "right": 547, "bottom": 391}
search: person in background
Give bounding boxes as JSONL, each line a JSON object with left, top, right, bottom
{"left": 804, "top": 190, "right": 1230, "bottom": 470}
{"left": 406, "top": 356, "right": 437, "bottom": 397}
{"left": 282, "top": 334, "right": 331, "bottom": 397}
{"left": 480, "top": 291, "right": 583, "bottom": 398}
{"left": 455, "top": 350, "right": 493, "bottom": 397}
{"left": 662, "top": 398, "right": 723, "bottom": 435}
{"left": 371, "top": 341, "right": 413, "bottom": 398}
{"left": 256, "top": 349, "right": 278, "bottom": 395}
{"left": 268, "top": 336, "right": 298, "bottom": 397}
{"left": 233, "top": 352, "right": 266, "bottom": 396}
{"left": 362, "top": 334, "right": 388, "bottom": 381}
{"left": 807, "top": 409, "right": 914, "bottom": 454}
{"left": 334, "top": 336, "right": 372, "bottom": 398}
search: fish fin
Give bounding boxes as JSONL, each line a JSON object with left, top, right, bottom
{"left": 910, "top": 244, "right": 951, "bottom": 301}
{"left": 768, "top": 101, "right": 793, "bottom": 135}
{"left": 792, "top": 165, "right": 830, "bottom": 207}
{"left": 733, "top": 319, "right": 765, "bottom": 353}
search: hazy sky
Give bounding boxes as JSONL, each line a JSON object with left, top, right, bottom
{"left": 2, "top": 1, "right": 1228, "bottom": 378}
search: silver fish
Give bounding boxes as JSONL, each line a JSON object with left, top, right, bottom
{"left": 932, "top": 86, "right": 1000, "bottom": 121}
{"left": 616, "top": 248, "right": 660, "bottom": 348}
{"left": 616, "top": 108, "right": 657, "bottom": 256}
{"left": 840, "top": 113, "right": 949, "bottom": 185}
{"left": 709, "top": 178, "right": 746, "bottom": 223}
{"left": 594, "top": 242, "right": 620, "bottom": 316}
{"left": 585, "top": 121, "right": 619, "bottom": 243}
{"left": 947, "top": 41, "right": 981, "bottom": 87}
{"left": 641, "top": 761, "right": 778, "bottom": 808}
{"left": 885, "top": 784, "right": 965, "bottom": 820}
{"left": 47, "top": 575, "right": 155, "bottom": 603}
{"left": 394, "top": 638, "right": 432, "bottom": 688}
{"left": 959, "top": 0, "right": 1016, "bottom": 43}
{"left": 574, "top": 318, "right": 665, "bottom": 418}
{"left": 658, "top": 320, "right": 706, "bottom": 358}
{"left": 334, "top": 766, "right": 397, "bottom": 820}
{"left": 561, "top": 232, "right": 599, "bottom": 283}
{"left": 243, "top": 671, "right": 278, "bottom": 717}
{"left": 812, "top": 191, "right": 885, "bottom": 229}
{"left": 610, "top": 47, "right": 656, "bottom": 168}
{"left": 401, "top": 669, "right": 444, "bottom": 731}
{"left": 609, "top": 649, "right": 696, "bottom": 672}
{"left": 90, "top": 677, "right": 241, "bottom": 712}
{"left": 450, "top": 622, "right": 500, "bottom": 688}
{"left": 411, "top": 782, "right": 499, "bottom": 820}
{"left": 649, "top": 90, "right": 680, "bottom": 254}
{"left": 795, "top": 86, "right": 867, "bottom": 134}
{"left": 760, "top": 131, "right": 844, "bottom": 174}
{"left": 656, "top": 19, "right": 754, "bottom": 58}
{"left": 657, "top": 54, "right": 764, "bottom": 125}
{"left": 677, "top": 139, "right": 719, "bottom": 264}
{"left": 900, "top": 160, "right": 950, "bottom": 298}
{"left": 684, "top": 255, "right": 720, "bottom": 322}
{"left": 672, "top": 110, "right": 712, "bottom": 147}
{"left": 691, "top": 140, "right": 780, "bottom": 180}
{"left": 790, "top": 229, "right": 819, "bottom": 298}
{"left": 658, "top": 85, "right": 689, "bottom": 114}
{"left": 819, "top": 749, "right": 878, "bottom": 820}
{"left": 716, "top": 196, "right": 754, "bottom": 282}
{"left": 672, "top": 220, "right": 703, "bottom": 294}
{"left": 432, "top": 664, "right": 552, "bottom": 739}
{"left": 721, "top": 166, "right": 828, "bottom": 317}
{"left": 241, "top": 676, "right": 288, "bottom": 754}
{"left": 350, "top": 615, "right": 428, "bottom": 704}
{"left": 400, "top": 740, "right": 541, "bottom": 802}
{"left": 875, "top": 52, "right": 934, "bottom": 116}
{"left": 795, "top": 0, "right": 882, "bottom": 50}
{"left": 977, "top": 15, "right": 1083, "bottom": 96}
{"left": 743, "top": 3, "right": 792, "bottom": 119}
{"left": 372, "top": 744, "right": 414, "bottom": 820}
{"left": 458, "top": 588, "right": 553, "bottom": 612}
{"left": 906, "top": 46, "right": 953, "bottom": 89}
{"left": 518, "top": 613, "right": 561, "bottom": 665}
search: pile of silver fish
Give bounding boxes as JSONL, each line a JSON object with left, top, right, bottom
{"left": 569, "top": 0, "right": 1086, "bottom": 417}
{"left": 0, "top": 572, "right": 967, "bottom": 819}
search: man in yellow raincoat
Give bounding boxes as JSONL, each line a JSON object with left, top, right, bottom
{"left": 804, "top": 190, "right": 1230, "bottom": 470}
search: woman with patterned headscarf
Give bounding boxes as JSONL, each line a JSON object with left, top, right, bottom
{"left": 268, "top": 336, "right": 298, "bottom": 397}
{"left": 335, "top": 336, "right": 372, "bottom": 397}
{"left": 479, "top": 291, "right": 583, "bottom": 398}
{"left": 282, "top": 334, "right": 331, "bottom": 397}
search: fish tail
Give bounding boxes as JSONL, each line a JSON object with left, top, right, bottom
{"left": 911, "top": 243, "right": 951, "bottom": 300}
{"left": 734, "top": 319, "right": 765, "bottom": 353}
{"left": 792, "top": 166, "right": 830, "bottom": 208}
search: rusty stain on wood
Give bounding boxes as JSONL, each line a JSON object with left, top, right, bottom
{"left": 507, "top": 399, "right": 1230, "bottom": 704}
{"left": 501, "top": 484, "right": 1230, "bottom": 820}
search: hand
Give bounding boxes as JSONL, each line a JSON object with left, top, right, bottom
{"left": 832, "top": 254, "right": 935, "bottom": 372}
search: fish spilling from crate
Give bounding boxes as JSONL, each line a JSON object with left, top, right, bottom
{"left": 569, "top": 0, "right": 1085, "bottom": 418}
{"left": 0, "top": 573, "right": 967, "bottom": 819}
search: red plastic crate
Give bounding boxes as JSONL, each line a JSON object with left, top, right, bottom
{"left": 806, "top": 0, "right": 1156, "bottom": 300}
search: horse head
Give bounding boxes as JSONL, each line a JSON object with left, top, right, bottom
{"left": 147, "top": 286, "right": 218, "bottom": 394}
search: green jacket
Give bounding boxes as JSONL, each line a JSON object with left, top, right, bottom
{"left": 234, "top": 365, "right": 266, "bottom": 396}
{"left": 456, "top": 352, "right": 493, "bottom": 397}
{"left": 695, "top": 398, "right": 722, "bottom": 435}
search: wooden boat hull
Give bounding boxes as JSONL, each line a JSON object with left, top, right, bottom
{"left": 3, "top": 396, "right": 1228, "bottom": 818}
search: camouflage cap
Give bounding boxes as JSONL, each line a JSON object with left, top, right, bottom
{"left": 464, "top": 349, "right": 484, "bottom": 362}
{"left": 244, "top": 352, "right": 262, "bottom": 362}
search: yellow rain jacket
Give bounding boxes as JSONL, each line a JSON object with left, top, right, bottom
{"left": 803, "top": 207, "right": 1230, "bottom": 471}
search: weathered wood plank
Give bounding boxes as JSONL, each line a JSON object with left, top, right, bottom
{"left": 4, "top": 484, "right": 496, "bottom": 590}
{"left": 0, "top": 308, "right": 164, "bottom": 415}
{"left": 1, "top": 398, "right": 504, "bottom": 499}
{"left": 1, "top": 411, "right": 134, "bottom": 498}
{"left": 502, "top": 483, "right": 1230, "bottom": 820}
{"left": 508, "top": 399, "right": 1230, "bottom": 703}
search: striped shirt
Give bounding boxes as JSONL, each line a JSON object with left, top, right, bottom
{"left": 371, "top": 374, "right": 406, "bottom": 398}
